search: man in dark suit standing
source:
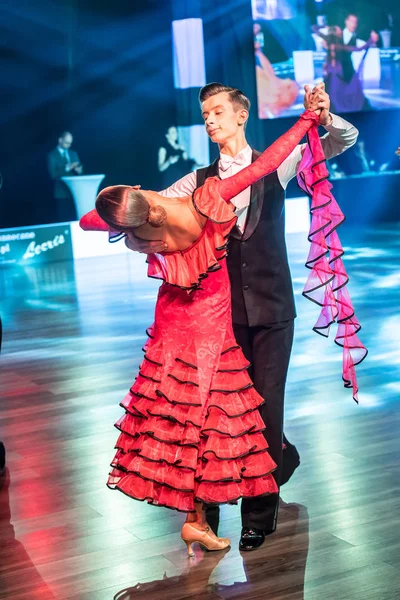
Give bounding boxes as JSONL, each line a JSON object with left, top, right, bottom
{"left": 47, "top": 131, "right": 83, "bottom": 222}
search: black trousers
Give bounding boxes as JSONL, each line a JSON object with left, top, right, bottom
{"left": 206, "top": 320, "right": 295, "bottom": 531}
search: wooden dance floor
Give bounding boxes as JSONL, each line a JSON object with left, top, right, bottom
{"left": 1, "top": 225, "right": 400, "bottom": 599}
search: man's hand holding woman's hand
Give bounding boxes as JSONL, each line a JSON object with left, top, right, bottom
{"left": 304, "top": 82, "right": 332, "bottom": 126}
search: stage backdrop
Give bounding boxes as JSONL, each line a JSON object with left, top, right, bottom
{"left": 1, "top": 0, "right": 400, "bottom": 229}
{"left": 0, "top": 0, "right": 176, "bottom": 227}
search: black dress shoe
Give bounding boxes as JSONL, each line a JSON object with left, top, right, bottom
{"left": 239, "top": 527, "right": 272, "bottom": 551}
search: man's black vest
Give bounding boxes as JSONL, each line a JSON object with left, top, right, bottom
{"left": 341, "top": 32, "right": 357, "bottom": 82}
{"left": 196, "top": 150, "right": 296, "bottom": 327}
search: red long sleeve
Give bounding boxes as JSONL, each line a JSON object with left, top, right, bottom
{"left": 219, "top": 110, "right": 320, "bottom": 201}
{"left": 79, "top": 208, "right": 109, "bottom": 231}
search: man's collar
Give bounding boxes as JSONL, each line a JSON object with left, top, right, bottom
{"left": 219, "top": 144, "right": 252, "bottom": 160}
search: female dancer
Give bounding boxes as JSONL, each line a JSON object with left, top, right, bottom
{"left": 80, "top": 109, "right": 321, "bottom": 555}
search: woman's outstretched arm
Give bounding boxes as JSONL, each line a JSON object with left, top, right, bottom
{"left": 219, "top": 110, "right": 320, "bottom": 202}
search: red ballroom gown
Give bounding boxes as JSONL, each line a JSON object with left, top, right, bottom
{"left": 104, "top": 111, "right": 324, "bottom": 512}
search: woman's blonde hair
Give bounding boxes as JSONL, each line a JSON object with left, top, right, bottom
{"left": 95, "top": 186, "right": 166, "bottom": 230}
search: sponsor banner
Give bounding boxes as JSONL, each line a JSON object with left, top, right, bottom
{"left": 0, "top": 223, "right": 73, "bottom": 265}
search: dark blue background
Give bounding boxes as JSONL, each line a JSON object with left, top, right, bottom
{"left": 1, "top": 0, "right": 400, "bottom": 228}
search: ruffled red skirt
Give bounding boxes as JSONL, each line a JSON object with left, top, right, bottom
{"left": 107, "top": 261, "right": 278, "bottom": 512}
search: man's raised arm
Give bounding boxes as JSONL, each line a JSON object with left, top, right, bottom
{"left": 277, "top": 84, "right": 358, "bottom": 188}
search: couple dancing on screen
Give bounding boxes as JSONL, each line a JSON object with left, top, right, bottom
{"left": 81, "top": 82, "right": 366, "bottom": 555}
{"left": 312, "top": 13, "right": 379, "bottom": 113}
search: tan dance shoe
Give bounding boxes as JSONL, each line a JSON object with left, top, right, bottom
{"left": 181, "top": 522, "right": 231, "bottom": 557}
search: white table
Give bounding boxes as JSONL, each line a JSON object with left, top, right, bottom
{"left": 61, "top": 174, "right": 105, "bottom": 219}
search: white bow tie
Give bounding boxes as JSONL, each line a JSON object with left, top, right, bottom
{"left": 219, "top": 153, "right": 248, "bottom": 172}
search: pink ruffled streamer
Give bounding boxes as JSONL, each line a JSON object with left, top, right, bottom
{"left": 297, "top": 125, "right": 368, "bottom": 402}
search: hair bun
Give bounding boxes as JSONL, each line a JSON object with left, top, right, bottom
{"left": 148, "top": 205, "right": 167, "bottom": 228}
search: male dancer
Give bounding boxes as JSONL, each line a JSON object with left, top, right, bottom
{"left": 126, "top": 83, "right": 358, "bottom": 550}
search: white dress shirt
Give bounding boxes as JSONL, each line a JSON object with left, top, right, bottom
{"left": 343, "top": 27, "right": 354, "bottom": 45}
{"left": 159, "top": 113, "right": 359, "bottom": 233}
{"left": 343, "top": 28, "right": 365, "bottom": 47}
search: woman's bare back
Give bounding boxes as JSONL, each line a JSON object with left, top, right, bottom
{"left": 133, "top": 193, "right": 207, "bottom": 253}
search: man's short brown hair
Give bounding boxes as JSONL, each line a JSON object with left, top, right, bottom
{"left": 199, "top": 83, "right": 251, "bottom": 112}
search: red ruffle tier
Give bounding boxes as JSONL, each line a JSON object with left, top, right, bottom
{"left": 107, "top": 335, "right": 278, "bottom": 512}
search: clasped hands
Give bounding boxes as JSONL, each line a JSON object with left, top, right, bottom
{"left": 304, "top": 82, "right": 332, "bottom": 126}
{"left": 67, "top": 161, "right": 83, "bottom": 174}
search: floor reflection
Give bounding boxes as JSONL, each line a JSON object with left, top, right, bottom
{"left": 114, "top": 548, "right": 230, "bottom": 600}
{"left": 0, "top": 261, "right": 79, "bottom": 341}
{"left": 1, "top": 224, "right": 398, "bottom": 599}
{"left": 114, "top": 503, "right": 309, "bottom": 600}
{"left": 0, "top": 469, "right": 56, "bottom": 599}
